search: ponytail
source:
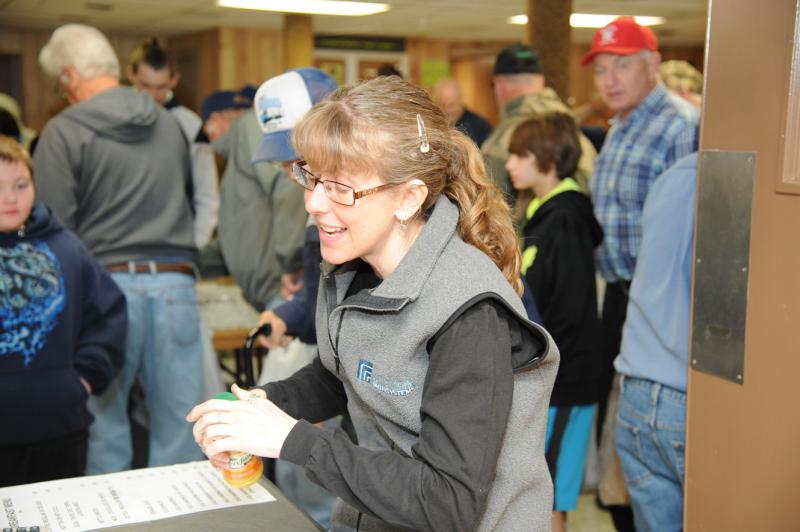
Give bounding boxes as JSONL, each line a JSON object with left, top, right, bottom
{"left": 444, "top": 131, "right": 523, "bottom": 295}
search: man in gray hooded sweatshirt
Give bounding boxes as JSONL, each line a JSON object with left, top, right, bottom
{"left": 33, "top": 23, "right": 204, "bottom": 474}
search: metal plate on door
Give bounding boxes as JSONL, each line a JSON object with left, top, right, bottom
{"left": 691, "top": 150, "right": 755, "bottom": 384}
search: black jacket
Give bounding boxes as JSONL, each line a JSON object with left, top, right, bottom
{"left": 0, "top": 202, "right": 127, "bottom": 446}
{"left": 521, "top": 185, "right": 603, "bottom": 405}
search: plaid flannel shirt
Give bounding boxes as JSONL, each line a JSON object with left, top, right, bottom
{"left": 590, "top": 83, "right": 699, "bottom": 283}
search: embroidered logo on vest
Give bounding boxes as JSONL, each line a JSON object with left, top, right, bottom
{"left": 357, "top": 359, "right": 373, "bottom": 383}
{"left": 356, "top": 358, "right": 415, "bottom": 397}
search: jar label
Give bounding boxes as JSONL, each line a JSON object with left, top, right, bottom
{"left": 228, "top": 452, "right": 253, "bottom": 470}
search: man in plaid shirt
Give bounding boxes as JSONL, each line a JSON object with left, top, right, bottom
{"left": 581, "top": 16, "right": 699, "bottom": 532}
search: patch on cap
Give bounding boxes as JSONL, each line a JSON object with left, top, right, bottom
{"left": 251, "top": 68, "right": 337, "bottom": 164}
{"left": 580, "top": 16, "right": 659, "bottom": 66}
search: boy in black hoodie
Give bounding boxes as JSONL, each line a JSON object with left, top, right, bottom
{"left": 0, "top": 137, "right": 126, "bottom": 487}
{"left": 505, "top": 113, "right": 604, "bottom": 532}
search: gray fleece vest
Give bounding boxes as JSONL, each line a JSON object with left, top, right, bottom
{"left": 316, "top": 196, "right": 560, "bottom": 531}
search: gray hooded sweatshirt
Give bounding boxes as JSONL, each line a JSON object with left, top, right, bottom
{"left": 33, "top": 87, "right": 195, "bottom": 265}
{"left": 198, "top": 111, "right": 306, "bottom": 309}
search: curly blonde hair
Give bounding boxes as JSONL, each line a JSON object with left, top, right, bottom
{"left": 293, "top": 76, "right": 522, "bottom": 294}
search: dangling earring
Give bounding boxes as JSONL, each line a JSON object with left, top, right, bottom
{"left": 397, "top": 214, "right": 409, "bottom": 232}
{"left": 416, "top": 114, "right": 430, "bottom": 153}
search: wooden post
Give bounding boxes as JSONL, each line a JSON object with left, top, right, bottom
{"left": 526, "top": 0, "right": 572, "bottom": 100}
{"left": 283, "top": 14, "right": 314, "bottom": 70}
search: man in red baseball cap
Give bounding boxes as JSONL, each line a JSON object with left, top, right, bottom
{"left": 582, "top": 15, "right": 700, "bottom": 532}
{"left": 582, "top": 16, "right": 660, "bottom": 119}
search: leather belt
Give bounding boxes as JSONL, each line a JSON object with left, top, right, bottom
{"left": 105, "top": 261, "right": 195, "bottom": 277}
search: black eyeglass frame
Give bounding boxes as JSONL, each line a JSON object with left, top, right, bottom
{"left": 290, "top": 161, "right": 395, "bottom": 206}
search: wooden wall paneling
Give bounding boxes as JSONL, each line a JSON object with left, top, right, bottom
{"left": 1, "top": 28, "right": 62, "bottom": 133}
{"left": 218, "top": 27, "right": 283, "bottom": 91}
{"left": 568, "top": 43, "right": 594, "bottom": 107}
{"left": 252, "top": 29, "right": 284, "bottom": 84}
{"left": 405, "top": 37, "right": 449, "bottom": 90}
{"left": 167, "top": 30, "right": 221, "bottom": 114}
{"left": 451, "top": 56, "right": 498, "bottom": 126}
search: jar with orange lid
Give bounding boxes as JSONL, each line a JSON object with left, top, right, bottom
{"left": 213, "top": 392, "right": 264, "bottom": 488}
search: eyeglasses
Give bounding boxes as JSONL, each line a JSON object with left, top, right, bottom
{"left": 290, "top": 161, "right": 395, "bottom": 206}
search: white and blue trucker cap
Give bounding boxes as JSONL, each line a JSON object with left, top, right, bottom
{"left": 252, "top": 68, "right": 338, "bottom": 164}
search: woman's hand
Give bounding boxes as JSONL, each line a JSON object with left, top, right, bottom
{"left": 186, "top": 384, "right": 297, "bottom": 462}
{"left": 256, "top": 311, "right": 292, "bottom": 348}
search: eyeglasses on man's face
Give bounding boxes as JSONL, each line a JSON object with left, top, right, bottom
{"left": 290, "top": 161, "right": 395, "bottom": 206}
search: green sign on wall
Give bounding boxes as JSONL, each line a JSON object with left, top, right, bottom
{"left": 314, "top": 35, "right": 405, "bottom": 52}
{"left": 421, "top": 59, "right": 450, "bottom": 87}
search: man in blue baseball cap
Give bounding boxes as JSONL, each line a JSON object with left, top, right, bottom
{"left": 198, "top": 68, "right": 336, "bottom": 314}
{"left": 201, "top": 67, "right": 338, "bottom": 528}
{"left": 251, "top": 68, "right": 338, "bottom": 164}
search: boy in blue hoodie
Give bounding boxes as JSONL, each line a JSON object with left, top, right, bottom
{"left": 0, "top": 136, "right": 127, "bottom": 487}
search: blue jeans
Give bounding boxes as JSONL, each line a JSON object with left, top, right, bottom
{"left": 87, "top": 271, "right": 205, "bottom": 473}
{"left": 616, "top": 376, "right": 686, "bottom": 532}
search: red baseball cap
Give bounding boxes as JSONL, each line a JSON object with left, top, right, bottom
{"left": 580, "top": 16, "right": 659, "bottom": 66}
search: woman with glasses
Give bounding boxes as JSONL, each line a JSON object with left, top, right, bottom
{"left": 188, "top": 75, "right": 559, "bottom": 531}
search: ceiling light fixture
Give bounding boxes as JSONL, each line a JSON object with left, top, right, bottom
{"left": 216, "top": 0, "right": 390, "bottom": 16}
{"left": 508, "top": 14, "right": 666, "bottom": 28}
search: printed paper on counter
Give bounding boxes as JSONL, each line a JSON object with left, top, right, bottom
{"left": 0, "top": 460, "right": 274, "bottom": 531}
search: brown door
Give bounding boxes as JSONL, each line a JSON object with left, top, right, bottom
{"left": 687, "top": 0, "right": 800, "bottom": 530}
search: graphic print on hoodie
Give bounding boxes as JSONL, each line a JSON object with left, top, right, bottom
{"left": 0, "top": 240, "right": 66, "bottom": 365}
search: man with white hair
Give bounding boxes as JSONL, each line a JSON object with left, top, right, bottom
{"left": 33, "top": 24, "right": 204, "bottom": 474}
{"left": 581, "top": 16, "right": 699, "bottom": 532}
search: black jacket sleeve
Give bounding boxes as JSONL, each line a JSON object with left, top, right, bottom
{"left": 74, "top": 246, "right": 127, "bottom": 396}
{"left": 278, "top": 300, "right": 516, "bottom": 531}
{"left": 261, "top": 356, "right": 349, "bottom": 423}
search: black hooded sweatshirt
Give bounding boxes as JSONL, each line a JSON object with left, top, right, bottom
{"left": 520, "top": 181, "right": 603, "bottom": 405}
{"left": 0, "top": 202, "right": 127, "bottom": 446}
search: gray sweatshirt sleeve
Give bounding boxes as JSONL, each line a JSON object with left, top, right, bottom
{"left": 279, "top": 300, "right": 516, "bottom": 531}
{"left": 32, "top": 121, "right": 81, "bottom": 230}
{"left": 258, "top": 166, "right": 306, "bottom": 274}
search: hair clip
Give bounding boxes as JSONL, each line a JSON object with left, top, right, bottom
{"left": 416, "top": 113, "right": 430, "bottom": 153}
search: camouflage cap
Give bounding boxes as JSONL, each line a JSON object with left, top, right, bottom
{"left": 659, "top": 60, "right": 703, "bottom": 94}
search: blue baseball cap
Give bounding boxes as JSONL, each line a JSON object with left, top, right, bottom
{"left": 238, "top": 84, "right": 257, "bottom": 102}
{"left": 200, "top": 87, "right": 254, "bottom": 124}
{"left": 251, "top": 68, "right": 338, "bottom": 164}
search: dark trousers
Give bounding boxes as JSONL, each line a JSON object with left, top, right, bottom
{"left": 0, "top": 429, "right": 88, "bottom": 488}
{"left": 597, "top": 281, "right": 636, "bottom": 532}
{"left": 597, "top": 281, "right": 630, "bottom": 442}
